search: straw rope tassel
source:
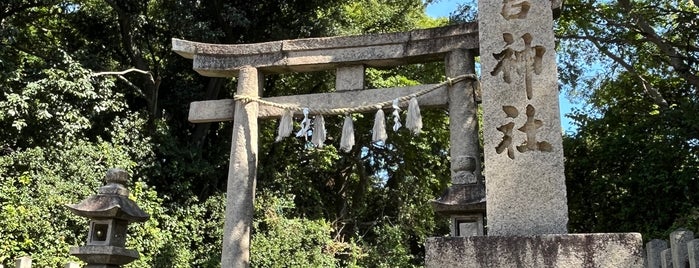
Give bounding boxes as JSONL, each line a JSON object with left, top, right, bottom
{"left": 406, "top": 97, "right": 423, "bottom": 135}
{"left": 373, "top": 108, "right": 387, "bottom": 143}
{"left": 340, "top": 115, "right": 355, "bottom": 152}
{"left": 311, "top": 115, "right": 326, "bottom": 148}
{"left": 276, "top": 110, "right": 294, "bottom": 142}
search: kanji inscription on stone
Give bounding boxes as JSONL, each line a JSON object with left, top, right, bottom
{"left": 495, "top": 105, "right": 552, "bottom": 159}
{"left": 479, "top": 0, "right": 569, "bottom": 236}
{"left": 495, "top": 106, "right": 518, "bottom": 159}
{"left": 501, "top": 0, "right": 531, "bottom": 20}
{"left": 490, "top": 33, "right": 545, "bottom": 100}
{"left": 516, "top": 104, "right": 552, "bottom": 153}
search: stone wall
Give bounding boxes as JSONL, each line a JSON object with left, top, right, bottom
{"left": 425, "top": 233, "right": 644, "bottom": 268}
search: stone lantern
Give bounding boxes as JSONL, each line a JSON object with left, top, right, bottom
{"left": 431, "top": 156, "right": 486, "bottom": 237}
{"left": 66, "top": 168, "right": 149, "bottom": 268}
{"left": 432, "top": 183, "right": 486, "bottom": 237}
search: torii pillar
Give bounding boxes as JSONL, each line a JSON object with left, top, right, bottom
{"left": 222, "top": 67, "right": 260, "bottom": 267}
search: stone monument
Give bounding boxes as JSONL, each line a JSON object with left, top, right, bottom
{"left": 424, "top": 1, "right": 644, "bottom": 267}
{"left": 481, "top": 0, "right": 568, "bottom": 236}
{"left": 67, "top": 168, "right": 149, "bottom": 268}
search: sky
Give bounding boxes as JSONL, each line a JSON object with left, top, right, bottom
{"left": 425, "top": 1, "right": 578, "bottom": 133}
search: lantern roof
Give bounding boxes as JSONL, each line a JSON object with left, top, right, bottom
{"left": 66, "top": 169, "right": 149, "bottom": 222}
{"left": 431, "top": 183, "right": 486, "bottom": 214}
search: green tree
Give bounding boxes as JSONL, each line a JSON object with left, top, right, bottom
{"left": 558, "top": 0, "right": 699, "bottom": 239}
{"left": 1, "top": 0, "right": 459, "bottom": 266}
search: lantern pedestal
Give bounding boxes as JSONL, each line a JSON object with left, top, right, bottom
{"left": 70, "top": 245, "right": 139, "bottom": 266}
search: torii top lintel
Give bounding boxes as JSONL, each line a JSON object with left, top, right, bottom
{"left": 172, "top": 23, "right": 479, "bottom": 77}
{"left": 171, "top": 1, "right": 560, "bottom": 78}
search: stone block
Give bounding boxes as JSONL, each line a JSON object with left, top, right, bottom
{"left": 450, "top": 156, "right": 477, "bottom": 184}
{"left": 188, "top": 99, "right": 237, "bottom": 123}
{"left": 431, "top": 184, "right": 485, "bottom": 216}
{"left": 662, "top": 248, "right": 673, "bottom": 268}
{"left": 425, "top": 233, "right": 644, "bottom": 268}
{"left": 406, "top": 33, "right": 479, "bottom": 57}
{"left": 670, "top": 229, "right": 694, "bottom": 267}
{"left": 450, "top": 215, "right": 484, "bottom": 237}
{"left": 187, "top": 83, "right": 449, "bottom": 123}
{"left": 192, "top": 53, "right": 286, "bottom": 77}
{"left": 335, "top": 65, "right": 364, "bottom": 91}
{"left": 15, "top": 257, "right": 31, "bottom": 268}
{"left": 647, "top": 239, "right": 668, "bottom": 268}
{"left": 172, "top": 38, "right": 283, "bottom": 59}
{"left": 689, "top": 239, "right": 699, "bottom": 268}
{"left": 285, "top": 44, "right": 406, "bottom": 67}
{"left": 65, "top": 262, "right": 80, "bottom": 268}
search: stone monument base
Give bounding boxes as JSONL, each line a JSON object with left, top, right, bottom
{"left": 425, "top": 233, "right": 643, "bottom": 268}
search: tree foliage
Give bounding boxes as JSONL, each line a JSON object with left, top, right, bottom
{"left": 557, "top": 0, "right": 698, "bottom": 105}
{"left": 4, "top": 0, "right": 695, "bottom": 266}
{"left": 1, "top": 0, "right": 453, "bottom": 267}
{"left": 558, "top": 0, "right": 699, "bottom": 239}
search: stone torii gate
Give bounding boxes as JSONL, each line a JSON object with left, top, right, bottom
{"left": 173, "top": 1, "right": 643, "bottom": 267}
{"left": 173, "top": 22, "right": 484, "bottom": 267}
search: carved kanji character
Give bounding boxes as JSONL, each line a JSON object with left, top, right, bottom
{"left": 496, "top": 105, "right": 552, "bottom": 159}
{"left": 516, "top": 105, "right": 552, "bottom": 153}
{"left": 490, "top": 33, "right": 546, "bottom": 100}
{"left": 495, "top": 106, "right": 519, "bottom": 159}
{"left": 496, "top": 122, "right": 516, "bottom": 159}
{"left": 501, "top": 0, "right": 531, "bottom": 20}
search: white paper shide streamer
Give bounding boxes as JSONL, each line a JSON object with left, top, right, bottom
{"left": 311, "top": 115, "right": 326, "bottom": 148}
{"left": 406, "top": 97, "right": 422, "bottom": 135}
{"left": 231, "top": 75, "right": 473, "bottom": 150}
{"left": 340, "top": 115, "right": 355, "bottom": 152}
{"left": 372, "top": 107, "right": 387, "bottom": 143}
{"left": 392, "top": 99, "right": 402, "bottom": 132}
{"left": 296, "top": 108, "right": 311, "bottom": 140}
{"left": 276, "top": 110, "right": 294, "bottom": 142}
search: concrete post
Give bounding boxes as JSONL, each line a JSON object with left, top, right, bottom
{"left": 689, "top": 239, "right": 699, "bottom": 268}
{"left": 662, "top": 248, "right": 673, "bottom": 268}
{"left": 221, "top": 66, "right": 260, "bottom": 268}
{"left": 15, "top": 257, "right": 31, "bottom": 268}
{"left": 647, "top": 239, "right": 669, "bottom": 268}
{"left": 670, "top": 229, "right": 694, "bottom": 268}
